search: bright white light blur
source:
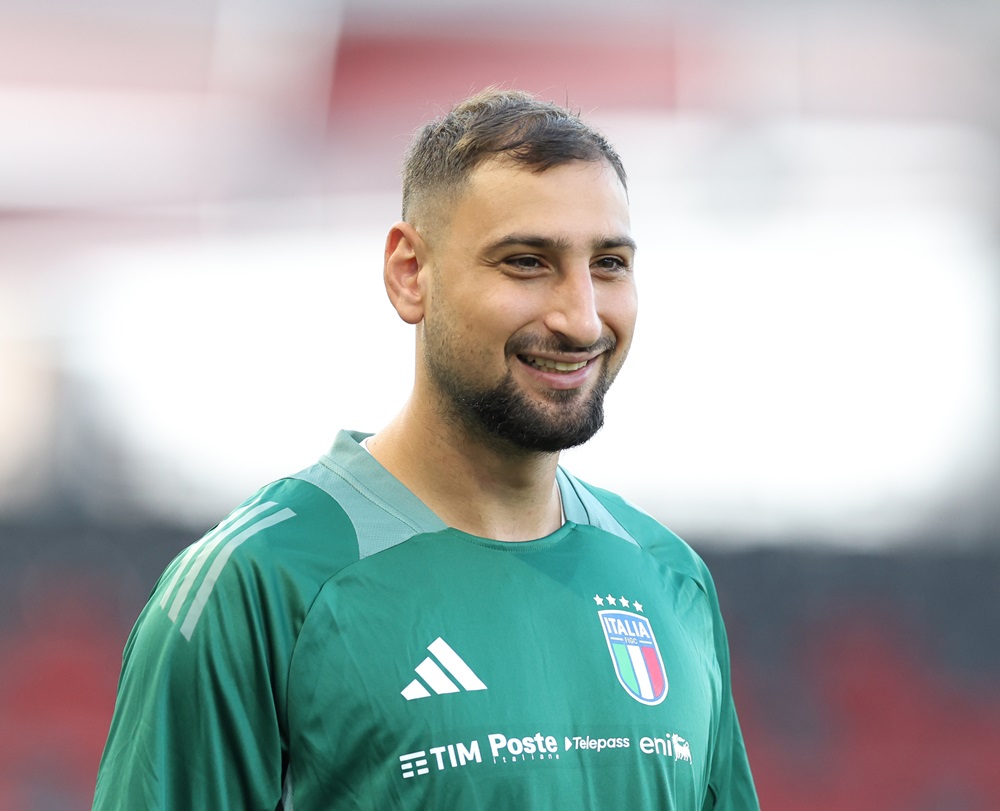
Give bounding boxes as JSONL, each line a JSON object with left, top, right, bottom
{"left": 0, "top": 87, "right": 268, "bottom": 208}
{"left": 58, "top": 210, "right": 411, "bottom": 520}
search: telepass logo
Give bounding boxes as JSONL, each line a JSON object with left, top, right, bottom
{"left": 598, "top": 607, "right": 668, "bottom": 705}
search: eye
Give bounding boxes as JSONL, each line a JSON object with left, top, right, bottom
{"left": 504, "top": 255, "right": 545, "bottom": 273}
{"left": 594, "top": 256, "right": 631, "bottom": 274}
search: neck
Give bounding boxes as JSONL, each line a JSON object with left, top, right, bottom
{"left": 368, "top": 397, "right": 564, "bottom": 542}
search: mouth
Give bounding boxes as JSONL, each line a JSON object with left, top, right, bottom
{"left": 519, "top": 355, "right": 590, "bottom": 373}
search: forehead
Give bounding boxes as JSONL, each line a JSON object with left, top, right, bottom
{"left": 444, "top": 158, "right": 631, "bottom": 245}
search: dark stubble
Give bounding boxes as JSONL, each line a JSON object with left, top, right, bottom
{"left": 426, "top": 333, "right": 620, "bottom": 454}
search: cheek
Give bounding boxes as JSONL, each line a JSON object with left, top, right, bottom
{"left": 603, "top": 285, "right": 639, "bottom": 345}
{"left": 468, "top": 296, "right": 535, "bottom": 355}
{"left": 426, "top": 307, "right": 507, "bottom": 369}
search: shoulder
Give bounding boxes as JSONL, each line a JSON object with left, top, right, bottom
{"left": 165, "top": 475, "right": 362, "bottom": 594}
{"left": 564, "top": 472, "right": 713, "bottom": 592}
{"left": 212, "top": 475, "right": 360, "bottom": 566}
{"left": 145, "top": 475, "right": 360, "bottom": 645}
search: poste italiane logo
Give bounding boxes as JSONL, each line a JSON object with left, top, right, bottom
{"left": 594, "top": 594, "right": 667, "bottom": 705}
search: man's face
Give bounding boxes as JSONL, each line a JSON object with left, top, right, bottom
{"left": 418, "top": 158, "right": 638, "bottom": 453}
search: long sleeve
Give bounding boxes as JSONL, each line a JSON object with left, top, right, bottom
{"left": 93, "top": 544, "right": 287, "bottom": 810}
{"left": 701, "top": 565, "right": 759, "bottom": 811}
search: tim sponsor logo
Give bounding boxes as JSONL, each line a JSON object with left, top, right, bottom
{"left": 399, "top": 740, "right": 482, "bottom": 778}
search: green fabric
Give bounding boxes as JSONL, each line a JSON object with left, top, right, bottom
{"left": 93, "top": 430, "right": 758, "bottom": 810}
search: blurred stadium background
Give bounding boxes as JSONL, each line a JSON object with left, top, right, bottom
{"left": 2, "top": 0, "right": 999, "bottom": 808}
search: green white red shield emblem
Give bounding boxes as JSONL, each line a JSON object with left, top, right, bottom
{"left": 599, "top": 609, "right": 668, "bottom": 705}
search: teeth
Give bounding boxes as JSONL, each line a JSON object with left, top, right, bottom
{"left": 525, "top": 357, "right": 588, "bottom": 372}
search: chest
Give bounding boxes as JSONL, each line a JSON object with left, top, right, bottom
{"left": 286, "top": 533, "right": 720, "bottom": 808}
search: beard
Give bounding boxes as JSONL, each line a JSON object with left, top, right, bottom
{"left": 425, "top": 332, "right": 620, "bottom": 454}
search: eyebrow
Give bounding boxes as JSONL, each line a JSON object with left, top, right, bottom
{"left": 484, "top": 234, "right": 638, "bottom": 254}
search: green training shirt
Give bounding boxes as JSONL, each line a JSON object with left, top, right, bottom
{"left": 94, "top": 430, "right": 758, "bottom": 810}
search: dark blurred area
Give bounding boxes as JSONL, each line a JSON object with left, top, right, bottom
{"left": 2, "top": 1, "right": 999, "bottom": 808}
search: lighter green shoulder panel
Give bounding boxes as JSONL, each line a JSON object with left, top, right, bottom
{"left": 150, "top": 476, "right": 360, "bottom": 643}
{"left": 561, "top": 472, "right": 710, "bottom": 591}
{"left": 293, "top": 430, "right": 446, "bottom": 560}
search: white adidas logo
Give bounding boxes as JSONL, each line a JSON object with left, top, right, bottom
{"left": 402, "top": 638, "right": 487, "bottom": 701}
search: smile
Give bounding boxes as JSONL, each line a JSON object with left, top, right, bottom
{"left": 521, "top": 355, "right": 589, "bottom": 373}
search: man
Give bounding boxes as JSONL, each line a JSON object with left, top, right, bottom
{"left": 94, "top": 88, "right": 759, "bottom": 809}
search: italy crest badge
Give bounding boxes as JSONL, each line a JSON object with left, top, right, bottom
{"left": 598, "top": 608, "right": 668, "bottom": 705}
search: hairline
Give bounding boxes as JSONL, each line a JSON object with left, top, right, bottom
{"left": 406, "top": 154, "right": 628, "bottom": 239}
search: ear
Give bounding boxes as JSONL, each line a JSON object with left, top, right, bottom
{"left": 383, "top": 222, "right": 427, "bottom": 325}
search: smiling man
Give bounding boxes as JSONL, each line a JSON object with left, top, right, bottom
{"left": 93, "top": 89, "right": 759, "bottom": 810}
{"left": 412, "top": 159, "right": 634, "bottom": 453}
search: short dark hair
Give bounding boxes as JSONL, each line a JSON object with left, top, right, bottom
{"left": 401, "top": 88, "right": 627, "bottom": 226}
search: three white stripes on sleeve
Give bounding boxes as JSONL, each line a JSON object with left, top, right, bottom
{"left": 157, "top": 500, "right": 296, "bottom": 640}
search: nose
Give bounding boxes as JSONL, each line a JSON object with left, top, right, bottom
{"left": 543, "top": 267, "right": 603, "bottom": 349}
